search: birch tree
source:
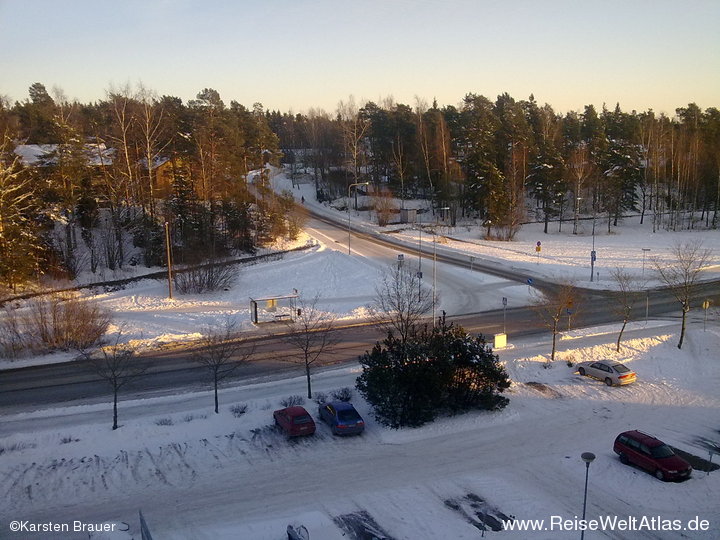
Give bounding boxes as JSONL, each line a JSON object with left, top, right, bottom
{"left": 282, "top": 294, "right": 339, "bottom": 399}
{"left": 192, "top": 318, "right": 255, "bottom": 413}
{"left": 653, "top": 241, "right": 713, "bottom": 349}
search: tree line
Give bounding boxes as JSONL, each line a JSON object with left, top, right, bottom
{"left": 0, "top": 83, "right": 295, "bottom": 293}
{"left": 270, "top": 95, "right": 720, "bottom": 239}
{"left": 2, "top": 84, "right": 719, "bottom": 293}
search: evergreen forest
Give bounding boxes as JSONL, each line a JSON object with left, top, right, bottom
{"left": 1, "top": 83, "right": 719, "bottom": 294}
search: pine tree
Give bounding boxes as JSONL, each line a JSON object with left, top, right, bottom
{"left": 356, "top": 320, "right": 510, "bottom": 428}
{"left": 0, "top": 137, "right": 44, "bottom": 291}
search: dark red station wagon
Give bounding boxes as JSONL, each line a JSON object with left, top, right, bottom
{"left": 273, "top": 406, "right": 316, "bottom": 438}
{"left": 614, "top": 430, "right": 692, "bottom": 481}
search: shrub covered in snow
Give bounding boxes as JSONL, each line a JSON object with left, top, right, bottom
{"left": 313, "top": 391, "right": 328, "bottom": 404}
{"left": 230, "top": 403, "right": 248, "bottom": 417}
{"left": 280, "top": 395, "right": 305, "bottom": 407}
{"left": 357, "top": 320, "right": 510, "bottom": 428}
{"left": 331, "top": 387, "right": 353, "bottom": 402}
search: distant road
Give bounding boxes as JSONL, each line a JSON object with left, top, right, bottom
{"left": 2, "top": 204, "right": 718, "bottom": 412}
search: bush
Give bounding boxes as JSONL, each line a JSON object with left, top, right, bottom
{"left": 280, "top": 395, "right": 305, "bottom": 407}
{"left": 357, "top": 321, "right": 510, "bottom": 428}
{"left": 0, "top": 441, "right": 37, "bottom": 455}
{"left": 28, "top": 293, "right": 111, "bottom": 350}
{"left": 331, "top": 387, "right": 353, "bottom": 402}
{"left": 230, "top": 403, "right": 247, "bottom": 417}
{"left": 155, "top": 418, "right": 174, "bottom": 426}
{"left": 174, "top": 262, "right": 237, "bottom": 294}
{"left": 313, "top": 392, "right": 328, "bottom": 404}
{"left": 60, "top": 436, "right": 79, "bottom": 444}
{"left": 0, "top": 293, "right": 110, "bottom": 356}
{"left": 0, "top": 306, "right": 25, "bottom": 358}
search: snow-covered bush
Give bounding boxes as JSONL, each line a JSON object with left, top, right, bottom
{"left": 230, "top": 404, "right": 247, "bottom": 417}
{"left": 173, "top": 262, "right": 237, "bottom": 294}
{"left": 331, "top": 387, "right": 353, "bottom": 402}
{"left": 313, "top": 392, "right": 328, "bottom": 404}
{"left": 280, "top": 395, "right": 305, "bottom": 407}
{"left": 0, "top": 293, "right": 110, "bottom": 357}
{"left": 357, "top": 320, "right": 510, "bottom": 428}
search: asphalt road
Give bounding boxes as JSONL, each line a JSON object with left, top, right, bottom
{"left": 1, "top": 207, "right": 718, "bottom": 413}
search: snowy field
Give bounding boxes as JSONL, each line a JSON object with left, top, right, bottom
{"left": 2, "top": 167, "right": 719, "bottom": 539}
{"left": 274, "top": 170, "right": 720, "bottom": 289}
{"left": 1, "top": 323, "right": 719, "bottom": 539}
{"left": 2, "top": 168, "right": 718, "bottom": 371}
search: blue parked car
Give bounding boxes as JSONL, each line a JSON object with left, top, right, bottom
{"left": 318, "top": 401, "right": 365, "bottom": 435}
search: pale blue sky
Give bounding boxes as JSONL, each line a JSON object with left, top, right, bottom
{"left": 1, "top": 0, "right": 718, "bottom": 114}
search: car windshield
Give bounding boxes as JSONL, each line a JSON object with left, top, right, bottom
{"left": 613, "top": 364, "right": 631, "bottom": 373}
{"left": 650, "top": 445, "right": 675, "bottom": 458}
{"left": 338, "top": 409, "right": 361, "bottom": 422}
{"left": 293, "top": 415, "right": 312, "bottom": 424}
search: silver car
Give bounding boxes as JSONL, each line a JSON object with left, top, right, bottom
{"left": 577, "top": 360, "right": 637, "bottom": 386}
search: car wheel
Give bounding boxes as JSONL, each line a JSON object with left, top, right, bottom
{"left": 274, "top": 416, "right": 279, "bottom": 426}
{"left": 578, "top": 367, "right": 586, "bottom": 376}
{"left": 619, "top": 453, "right": 629, "bottom": 465}
{"left": 655, "top": 469, "right": 666, "bottom": 481}
{"left": 604, "top": 377, "right": 613, "bottom": 386}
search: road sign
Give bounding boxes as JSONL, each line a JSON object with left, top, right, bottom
{"left": 703, "top": 300, "right": 711, "bottom": 310}
{"left": 535, "top": 246, "right": 541, "bottom": 252}
{"left": 502, "top": 297, "right": 507, "bottom": 306}
{"left": 416, "top": 271, "right": 423, "bottom": 279}
{"left": 526, "top": 278, "right": 533, "bottom": 285}
{"left": 536, "top": 241, "right": 541, "bottom": 246}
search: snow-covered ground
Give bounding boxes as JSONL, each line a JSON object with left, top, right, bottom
{"left": 2, "top": 167, "right": 719, "bottom": 539}
{"left": 275, "top": 170, "right": 720, "bottom": 289}
{"left": 2, "top": 323, "right": 719, "bottom": 539}
{"left": 3, "top": 168, "right": 717, "bottom": 370}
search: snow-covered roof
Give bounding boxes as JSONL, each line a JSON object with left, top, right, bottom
{"left": 14, "top": 143, "right": 115, "bottom": 167}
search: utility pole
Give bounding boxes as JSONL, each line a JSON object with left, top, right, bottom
{"left": 165, "top": 222, "right": 173, "bottom": 299}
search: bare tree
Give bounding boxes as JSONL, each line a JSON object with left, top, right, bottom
{"left": 83, "top": 331, "right": 146, "bottom": 430}
{"left": 282, "top": 294, "right": 339, "bottom": 399}
{"left": 370, "top": 263, "right": 433, "bottom": 346}
{"left": 373, "top": 188, "right": 397, "bottom": 226}
{"left": 531, "top": 282, "right": 579, "bottom": 361}
{"left": 337, "top": 96, "right": 369, "bottom": 191}
{"left": 653, "top": 241, "right": 713, "bottom": 349}
{"left": 137, "top": 83, "right": 171, "bottom": 218}
{"left": 392, "top": 135, "right": 408, "bottom": 210}
{"left": 192, "top": 318, "right": 254, "bottom": 413}
{"left": 610, "top": 267, "right": 641, "bottom": 352}
{"left": 566, "top": 144, "right": 593, "bottom": 235}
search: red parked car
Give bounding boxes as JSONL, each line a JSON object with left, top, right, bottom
{"left": 614, "top": 430, "right": 692, "bottom": 481}
{"left": 273, "top": 406, "right": 316, "bottom": 438}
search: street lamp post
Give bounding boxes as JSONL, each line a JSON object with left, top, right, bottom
{"left": 580, "top": 452, "right": 596, "bottom": 540}
{"left": 590, "top": 214, "right": 596, "bottom": 282}
{"left": 642, "top": 248, "right": 651, "bottom": 279}
{"left": 164, "top": 222, "right": 173, "bottom": 299}
{"left": 417, "top": 220, "right": 422, "bottom": 301}
{"left": 432, "top": 207, "right": 450, "bottom": 326}
{"left": 347, "top": 182, "right": 369, "bottom": 255}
